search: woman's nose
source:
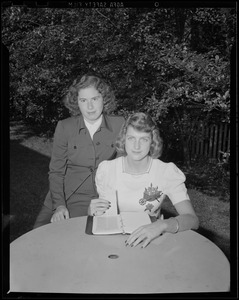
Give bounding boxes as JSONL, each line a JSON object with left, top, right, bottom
{"left": 134, "top": 140, "right": 140, "bottom": 149}
{"left": 87, "top": 100, "right": 94, "bottom": 110}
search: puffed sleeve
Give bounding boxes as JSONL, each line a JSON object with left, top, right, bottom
{"left": 163, "top": 162, "right": 190, "bottom": 205}
{"left": 95, "top": 160, "right": 110, "bottom": 199}
{"left": 49, "top": 121, "right": 68, "bottom": 209}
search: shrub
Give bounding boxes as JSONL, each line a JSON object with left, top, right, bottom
{"left": 179, "top": 157, "right": 230, "bottom": 202}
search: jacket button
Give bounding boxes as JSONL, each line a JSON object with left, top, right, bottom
{"left": 74, "top": 146, "right": 77, "bottom": 149}
{"left": 96, "top": 142, "right": 100, "bottom": 146}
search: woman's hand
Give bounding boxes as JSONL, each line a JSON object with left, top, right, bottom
{"left": 88, "top": 198, "right": 111, "bottom": 216}
{"left": 51, "top": 205, "right": 69, "bottom": 223}
{"left": 125, "top": 219, "right": 167, "bottom": 248}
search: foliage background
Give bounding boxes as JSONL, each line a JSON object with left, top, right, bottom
{"left": 2, "top": 4, "right": 235, "bottom": 165}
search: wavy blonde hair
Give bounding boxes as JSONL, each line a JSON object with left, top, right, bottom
{"left": 115, "top": 112, "right": 163, "bottom": 158}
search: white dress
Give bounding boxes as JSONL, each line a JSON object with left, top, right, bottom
{"left": 95, "top": 156, "right": 190, "bottom": 217}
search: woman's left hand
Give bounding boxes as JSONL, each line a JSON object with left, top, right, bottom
{"left": 125, "top": 219, "right": 167, "bottom": 248}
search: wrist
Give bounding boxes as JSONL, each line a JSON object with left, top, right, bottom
{"left": 164, "top": 217, "right": 180, "bottom": 234}
{"left": 56, "top": 205, "right": 66, "bottom": 210}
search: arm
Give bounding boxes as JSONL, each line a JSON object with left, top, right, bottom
{"left": 125, "top": 200, "right": 199, "bottom": 248}
{"left": 126, "top": 162, "right": 199, "bottom": 247}
{"left": 166, "top": 199, "right": 199, "bottom": 232}
{"left": 48, "top": 121, "right": 69, "bottom": 222}
{"left": 88, "top": 160, "right": 112, "bottom": 216}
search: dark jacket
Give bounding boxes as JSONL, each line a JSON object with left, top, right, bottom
{"left": 44, "top": 114, "right": 124, "bottom": 215}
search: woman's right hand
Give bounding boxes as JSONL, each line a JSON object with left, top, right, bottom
{"left": 51, "top": 205, "right": 69, "bottom": 223}
{"left": 88, "top": 198, "right": 111, "bottom": 216}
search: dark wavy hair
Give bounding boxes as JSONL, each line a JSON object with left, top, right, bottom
{"left": 115, "top": 112, "right": 163, "bottom": 158}
{"left": 63, "top": 75, "right": 116, "bottom": 116}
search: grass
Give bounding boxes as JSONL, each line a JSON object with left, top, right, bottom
{"left": 8, "top": 121, "right": 230, "bottom": 261}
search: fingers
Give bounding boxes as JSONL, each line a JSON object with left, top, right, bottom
{"left": 126, "top": 232, "right": 149, "bottom": 248}
{"left": 90, "top": 207, "right": 111, "bottom": 216}
{"left": 91, "top": 198, "right": 111, "bottom": 208}
{"left": 125, "top": 223, "right": 163, "bottom": 248}
{"left": 93, "top": 210, "right": 105, "bottom": 216}
{"left": 91, "top": 198, "right": 110, "bottom": 203}
{"left": 51, "top": 212, "right": 65, "bottom": 223}
{"left": 90, "top": 198, "right": 111, "bottom": 216}
{"left": 51, "top": 207, "right": 69, "bottom": 223}
{"left": 141, "top": 238, "right": 151, "bottom": 248}
{"left": 96, "top": 203, "right": 111, "bottom": 211}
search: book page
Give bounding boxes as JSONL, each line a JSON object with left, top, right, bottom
{"left": 92, "top": 215, "right": 122, "bottom": 235}
{"left": 101, "top": 189, "right": 118, "bottom": 216}
{"left": 120, "top": 212, "right": 151, "bottom": 234}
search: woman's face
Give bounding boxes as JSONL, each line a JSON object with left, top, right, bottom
{"left": 125, "top": 125, "right": 152, "bottom": 162}
{"left": 77, "top": 86, "right": 104, "bottom": 124}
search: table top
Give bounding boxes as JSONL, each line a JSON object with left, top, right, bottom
{"left": 10, "top": 216, "right": 230, "bottom": 294}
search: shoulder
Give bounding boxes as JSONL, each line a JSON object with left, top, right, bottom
{"left": 55, "top": 116, "right": 79, "bottom": 135}
{"left": 59, "top": 116, "right": 78, "bottom": 127}
{"left": 152, "top": 159, "right": 186, "bottom": 179}
{"left": 96, "top": 158, "right": 121, "bottom": 182}
{"left": 152, "top": 159, "right": 168, "bottom": 170}
{"left": 98, "top": 157, "right": 121, "bottom": 170}
{"left": 106, "top": 114, "right": 125, "bottom": 122}
{"left": 105, "top": 115, "right": 125, "bottom": 128}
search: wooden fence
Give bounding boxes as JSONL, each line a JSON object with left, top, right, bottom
{"left": 190, "top": 122, "right": 230, "bottom": 161}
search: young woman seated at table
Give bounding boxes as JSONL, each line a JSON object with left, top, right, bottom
{"left": 33, "top": 74, "right": 124, "bottom": 228}
{"left": 88, "top": 112, "right": 199, "bottom": 248}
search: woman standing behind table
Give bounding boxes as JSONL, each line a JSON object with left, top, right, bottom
{"left": 33, "top": 75, "right": 124, "bottom": 228}
{"left": 88, "top": 112, "right": 199, "bottom": 247}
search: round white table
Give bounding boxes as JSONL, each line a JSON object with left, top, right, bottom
{"left": 10, "top": 216, "right": 230, "bottom": 293}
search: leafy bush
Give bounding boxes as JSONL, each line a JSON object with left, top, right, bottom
{"left": 2, "top": 7, "right": 235, "bottom": 162}
{"left": 179, "top": 157, "right": 230, "bottom": 202}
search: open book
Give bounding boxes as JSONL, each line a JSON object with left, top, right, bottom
{"left": 92, "top": 211, "right": 152, "bottom": 235}
{"left": 92, "top": 190, "right": 151, "bottom": 235}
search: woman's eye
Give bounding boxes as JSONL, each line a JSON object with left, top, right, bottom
{"left": 93, "top": 96, "right": 101, "bottom": 101}
{"left": 79, "top": 99, "right": 86, "bottom": 103}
